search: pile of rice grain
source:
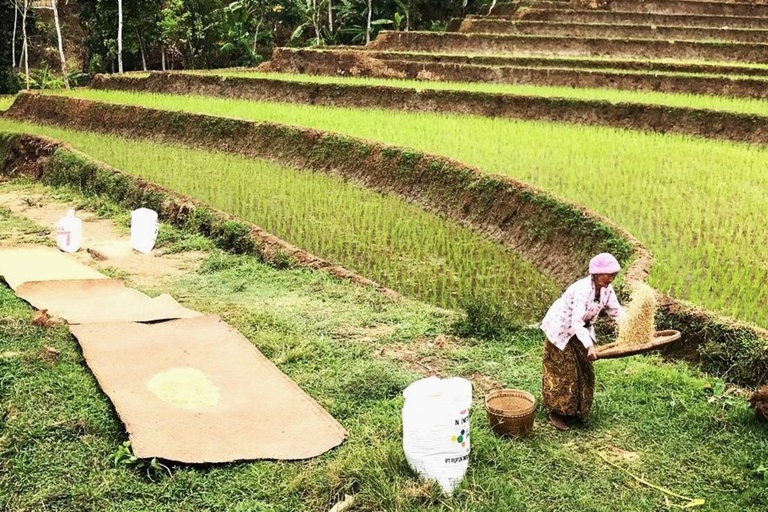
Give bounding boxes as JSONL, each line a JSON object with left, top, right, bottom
{"left": 147, "top": 367, "right": 221, "bottom": 411}
{"left": 616, "top": 282, "right": 658, "bottom": 346}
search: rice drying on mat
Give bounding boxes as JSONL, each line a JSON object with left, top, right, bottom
{"left": 616, "top": 282, "right": 658, "bottom": 346}
{"left": 147, "top": 367, "right": 221, "bottom": 411}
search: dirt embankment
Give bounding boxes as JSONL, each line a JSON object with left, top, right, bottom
{"left": 605, "top": 0, "right": 768, "bottom": 17}
{"left": 5, "top": 93, "right": 768, "bottom": 386}
{"left": 516, "top": 9, "right": 768, "bottom": 30}
{"left": 370, "top": 31, "right": 768, "bottom": 64}
{"left": 263, "top": 48, "right": 768, "bottom": 100}
{"left": 348, "top": 49, "right": 768, "bottom": 76}
{"left": 92, "top": 72, "right": 768, "bottom": 146}
{"left": 458, "top": 19, "right": 768, "bottom": 44}
{"left": 492, "top": 0, "right": 768, "bottom": 17}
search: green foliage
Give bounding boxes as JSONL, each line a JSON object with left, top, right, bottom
{"left": 110, "top": 441, "right": 172, "bottom": 481}
{"left": 75, "top": 0, "right": 485, "bottom": 73}
{"left": 452, "top": 295, "right": 523, "bottom": 340}
{"left": 78, "top": 0, "right": 163, "bottom": 74}
{"left": 267, "top": 248, "right": 293, "bottom": 270}
{"left": 19, "top": 65, "right": 67, "bottom": 90}
{"left": 0, "top": 0, "right": 30, "bottom": 94}
{"left": 185, "top": 206, "right": 217, "bottom": 236}
{"left": 214, "top": 220, "right": 258, "bottom": 254}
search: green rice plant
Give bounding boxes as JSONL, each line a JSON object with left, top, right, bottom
{"left": 0, "top": 120, "right": 560, "bottom": 322}
{"left": 28, "top": 89, "right": 768, "bottom": 327}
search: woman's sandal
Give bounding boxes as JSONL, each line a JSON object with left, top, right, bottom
{"left": 549, "top": 411, "right": 570, "bottom": 431}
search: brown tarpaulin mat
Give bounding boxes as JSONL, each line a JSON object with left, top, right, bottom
{"left": 0, "top": 246, "right": 107, "bottom": 290}
{"left": 16, "top": 279, "right": 202, "bottom": 324}
{"left": 69, "top": 315, "right": 347, "bottom": 462}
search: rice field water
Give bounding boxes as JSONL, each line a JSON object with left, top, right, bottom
{"left": 31, "top": 89, "right": 768, "bottom": 327}
{"left": 0, "top": 119, "right": 560, "bottom": 322}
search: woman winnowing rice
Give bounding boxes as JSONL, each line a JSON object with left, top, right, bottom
{"left": 540, "top": 253, "right": 626, "bottom": 431}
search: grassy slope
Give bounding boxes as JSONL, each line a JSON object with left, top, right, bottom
{"left": 1, "top": 181, "right": 767, "bottom": 512}
{"left": 18, "top": 90, "right": 768, "bottom": 328}
{"left": 0, "top": 96, "right": 14, "bottom": 111}
{"left": 183, "top": 69, "right": 768, "bottom": 117}
{"left": 0, "top": 121, "right": 559, "bottom": 321}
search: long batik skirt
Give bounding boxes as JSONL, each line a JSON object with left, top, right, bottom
{"left": 542, "top": 336, "right": 595, "bottom": 422}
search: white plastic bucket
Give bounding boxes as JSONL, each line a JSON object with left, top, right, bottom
{"left": 402, "top": 376, "right": 473, "bottom": 494}
{"left": 130, "top": 208, "right": 159, "bottom": 254}
{"left": 56, "top": 209, "right": 82, "bottom": 253}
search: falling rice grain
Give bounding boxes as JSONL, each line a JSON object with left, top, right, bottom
{"left": 616, "top": 282, "right": 658, "bottom": 346}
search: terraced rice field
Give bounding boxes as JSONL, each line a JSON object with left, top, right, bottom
{"left": 184, "top": 69, "right": 768, "bottom": 116}
{"left": 15, "top": 88, "right": 768, "bottom": 327}
{"left": 0, "top": 118, "right": 559, "bottom": 322}
{"left": 4, "top": 0, "right": 768, "bottom": 510}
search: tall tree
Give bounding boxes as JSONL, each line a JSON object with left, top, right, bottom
{"left": 12, "top": 0, "right": 18, "bottom": 68}
{"left": 51, "top": 0, "right": 69, "bottom": 87}
{"left": 1, "top": 0, "right": 21, "bottom": 93}
{"left": 365, "top": 0, "right": 372, "bottom": 44}
{"left": 117, "top": 0, "right": 123, "bottom": 73}
{"left": 21, "top": 0, "right": 29, "bottom": 88}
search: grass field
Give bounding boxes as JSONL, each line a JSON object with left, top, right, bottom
{"left": 16, "top": 89, "right": 768, "bottom": 327}
{"left": 1, "top": 180, "right": 767, "bottom": 511}
{"left": 178, "top": 69, "right": 768, "bottom": 117}
{"left": 0, "top": 121, "right": 559, "bottom": 322}
{"left": 0, "top": 96, "right": 14, "bottom": 111}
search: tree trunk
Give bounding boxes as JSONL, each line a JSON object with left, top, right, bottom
{"left": 22, "top": 0, "right": 29, "bottom": 89}
{"left": 52, "top": 0, "right": 70, "bottom": 88}
{"left": 366, "top": 0, "right": 372, "bottom": 45}
{"left": 313, "top": 0, "right": 320, "bottom": 45}
{"left": 488, "top": 0, "right": 497, "bottom": 15}
{"left": 252, "top": 16, "right": 263, "bottom": 54}
{"left": 12, "top": 0, "right": 18, "bottom": 68}
{"left": 328, "top": 0, "right": 333, "bottom": 33}
{"left": 406, "top": 0, "right": 410, "bottom": 31}
{"left": 161, "top": 46, "right": 166, "bottom": 71}
{"left": 117, "top": 0, "right": 124, "bottom": 73}
{"left": 136, "top": 29, "right": 147, "bottom": 71}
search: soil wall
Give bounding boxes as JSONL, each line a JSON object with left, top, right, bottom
{"left": 332, "top": 48, "right": 768, "bottom": 76}
{"left": 493, "top": 0, "right": 768, "bottom": 17}
{"left": 458, "top": 19, "right": 768, "bottom": 44}
{"left": 516, "top": 9, "right": 768, "bottom": 29}
{"left": 370, "top": 31, "right": 768, "bottom": 64}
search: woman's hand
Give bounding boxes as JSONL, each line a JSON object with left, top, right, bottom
{"left": 587, "top": 346, "right": 598, "bottom": 361}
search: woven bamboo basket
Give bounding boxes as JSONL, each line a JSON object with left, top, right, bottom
{"left": 596, "top": 329, "right": 681, "bottom": 360}
{"left": 485, "top": 389, "right": 536, "bottom": 438}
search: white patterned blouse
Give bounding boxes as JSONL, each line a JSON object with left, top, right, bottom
{"left": 540, "top": 276, "right": 626, "bottom": 351}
